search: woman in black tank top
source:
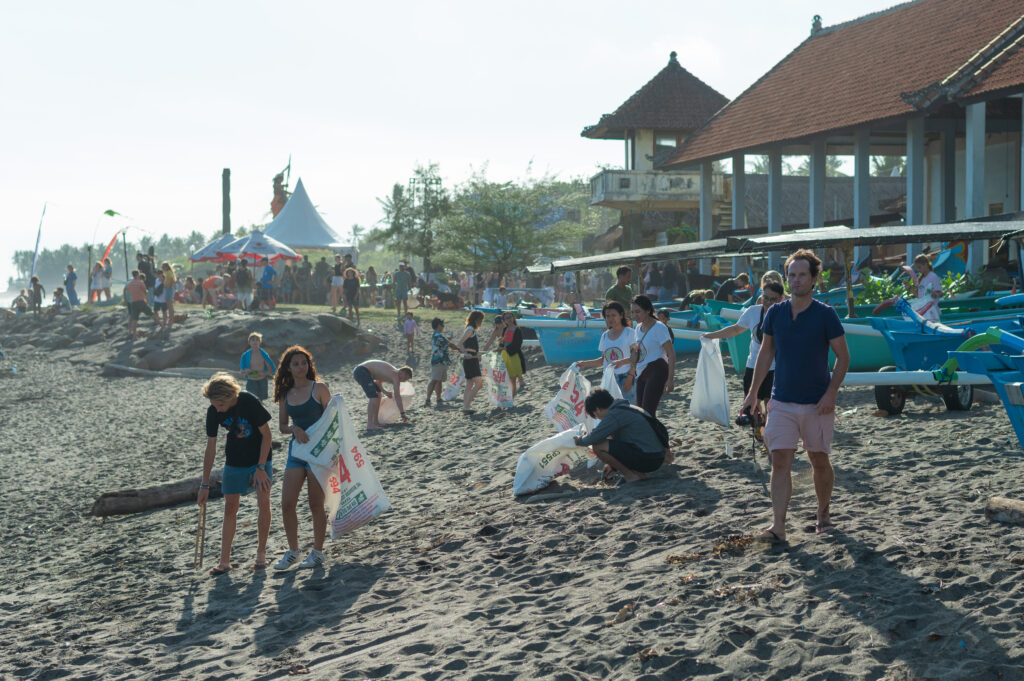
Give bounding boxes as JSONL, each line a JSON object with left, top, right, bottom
{"left": 459, "top": 311, "right": 485, "bottom": 414}
{"left": 273, "top": 346, "right": 332, "bottom": 571}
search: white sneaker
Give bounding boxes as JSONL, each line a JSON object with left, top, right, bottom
{"left": 298, "top": 549, "right": 325, "bottom": 569}
{"left": 273, "top": 550, "right": 302, "bottom": 571}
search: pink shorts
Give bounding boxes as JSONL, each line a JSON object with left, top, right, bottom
{"left": 763, "top": 400, "right": 835, "bottom": 454}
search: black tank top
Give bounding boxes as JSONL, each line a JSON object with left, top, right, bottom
{"left": 286, "top": 382, "right": 325, "bottom": 431}
{"left": 464, "top": 330, "right": 479, "bottom": 354}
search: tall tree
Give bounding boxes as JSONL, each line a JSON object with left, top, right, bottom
{"left": 435, "top": 173, "right": 589, "bottom": 278}
{"left": 367, "top": 163, "right": 449, "bottom": 276}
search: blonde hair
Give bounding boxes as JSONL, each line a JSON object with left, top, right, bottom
{"left": 913, "top": 253, "right": 931, "bottom": 270}
{"left": 761, "top": 270, "right": 784, "bottom": 287}
{"left": 248, "top": 331, "right": 263, "bottom": 343}
{"left": 202, "top": 372, "right": 240, "bottom": 402}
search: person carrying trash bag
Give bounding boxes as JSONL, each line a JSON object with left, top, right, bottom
{"left": 573, "top": 388, "right": 670, "bottom": 484}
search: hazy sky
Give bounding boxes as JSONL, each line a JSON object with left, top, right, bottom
{"left": 1, "top": 0, "right": 900, "bottom": 287}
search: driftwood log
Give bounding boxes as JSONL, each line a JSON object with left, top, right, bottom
{"left": 91, "top": 470, "right": 223, "bottom": 517}
{"left": 985, "top": 497, "right": 1024, "bottom": 525}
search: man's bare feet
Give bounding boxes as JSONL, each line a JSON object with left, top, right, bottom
{"left": 209, "top": 563, "right": 234, "bottom": 576}
{"left": 816, "top": 505, "right": 834, "bottom": 534}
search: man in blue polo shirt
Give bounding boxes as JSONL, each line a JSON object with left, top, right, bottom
{"left": 741, "top": 249, "right": 849, "bottom": 542}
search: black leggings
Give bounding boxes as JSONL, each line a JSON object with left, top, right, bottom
{"left": 636, "top": 357, "right": 669, "bottom": 417}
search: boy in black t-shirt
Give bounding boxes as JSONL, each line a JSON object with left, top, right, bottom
{"left": 198, "top": 373, "right": 273, "bottom": 575}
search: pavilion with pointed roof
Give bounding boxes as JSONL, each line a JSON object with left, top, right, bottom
{"left": 582, "top": 52, "right": 730, "bottom": 253}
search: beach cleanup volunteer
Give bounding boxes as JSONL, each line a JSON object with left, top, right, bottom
{"left": 198, "top": 373, "right": 274, "bottom": 575}
{"left": 741, "top": 250, "right": 849, "bottom": 543}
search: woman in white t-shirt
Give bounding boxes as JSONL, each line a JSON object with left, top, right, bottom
{"left": 903, "top": 253, "right": 943, "bottom": 322}
{"left": 702, "top": 281, "right": 785, "bottom": 416}
{"left": 627, "top": 295, "right": 675, "bottom": 418}
{"left": 576, "top": 302, "right": 637, "bottom": 404}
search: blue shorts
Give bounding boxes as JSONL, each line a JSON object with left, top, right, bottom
{"left": 221, "top": 463, "right": 273, "bottom": 495}
{"left": 285, "top": 439, "right": 311, "bottom": 470}
{"left": 353, "top": 365, "right": 380, "bottom": 398}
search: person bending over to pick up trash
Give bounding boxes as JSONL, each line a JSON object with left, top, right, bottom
{"left": 352, "top": 359, "right": 413, "bottom": 431}
{"left": 574, "top": 388, "right": 666, "bottom": 484}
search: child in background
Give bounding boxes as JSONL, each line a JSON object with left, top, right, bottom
{"left": 656, "top": 309, "right": 676, "bottom": 342}
{"left": 425, "top": 317, "right": 460, "bottom": 407}
{"left": 403, "top": 312, "right": 419, "bottom": 354}
{"left": 240, "top": 332, "right": 276, "bottom": 401}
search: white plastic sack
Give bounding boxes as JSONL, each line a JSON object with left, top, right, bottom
{"left": 484, "top": 352, "right": 514, "bottom": 408}
{"left": 378, "top": 383, "right": 416, "bottom": 424}
{"left": 290, "top": 395, "right": 392, "bottom": 539}
{"left": 600, "top": 365, "right": 624, "bottom": 400}
{"left": 440, "top": 360, "right": 465, "bottom": 402}
{"left": 690, "top": 337, "right": 730, "bottom": 427}
{"left": 512, "top": 424, "right": 595, "bottom": 495}
{"left": 543, "top": 366, "right": 592, "bottom": 432}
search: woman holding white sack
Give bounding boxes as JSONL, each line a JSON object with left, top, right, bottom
{"left": 574, "top": 301, "right": 636, "bottom": 404}
{"left": 273, "top": 346, "right": 333, "bottom": 571}
{"left": 628, "top": 295, "right": 675, "bottom": 418}
{"left": 701, "top": 281, "right": 785, "bottom": 417}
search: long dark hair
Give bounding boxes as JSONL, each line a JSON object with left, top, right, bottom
{"left": 466, "top": 310, "right": 484, "bottom": 329}
{"left": 631, "top": 294, "right": 655, "bottom": 320}
{"left": 273, "top": 345, "right": 319, "bottom": 402}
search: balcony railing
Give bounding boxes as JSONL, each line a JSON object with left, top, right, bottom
{"left": 589, "top": 169, "right": 726, "bottom": 207}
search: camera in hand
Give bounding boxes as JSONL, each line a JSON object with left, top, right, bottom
{"left": 735, "top": 406, "right": 763, "bottom": 428}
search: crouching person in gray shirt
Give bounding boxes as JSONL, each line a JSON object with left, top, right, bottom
{"left": 574, "top": 388, "right": 666, "bottom": 483}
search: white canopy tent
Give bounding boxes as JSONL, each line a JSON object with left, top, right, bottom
{"left": 262, "top": 178, "right": 355, "bottom": 255}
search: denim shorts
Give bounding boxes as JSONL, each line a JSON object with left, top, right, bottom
{"left": 221, "top": 463, "right": 273, "bottom": 495}
{"left": 285, "top": 439, "right": 311, "bottom": 470}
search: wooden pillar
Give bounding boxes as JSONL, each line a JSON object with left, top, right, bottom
{"left": 809, "top": 139, "right": 826, "bottom": 229}
{"left": 853, "top": 129, "right": 871, "bottom": 267}
{"left": 906, "top": 117, "right": 925, "bottom": 261}
{"left": 222, "top": 168, "right": 231, "bottom": 236}
{"left": 699, "top": 160, "right": 713, "bottom": 275}
{"left": 732, "top": 152, "right": 746, "bottom": 275}
{"left": 965, "top": 101, "right": 987, "bottom": 272}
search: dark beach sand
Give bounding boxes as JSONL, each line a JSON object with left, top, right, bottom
{"left": 1, "top": 309, "right": 1023, "bottom": 680}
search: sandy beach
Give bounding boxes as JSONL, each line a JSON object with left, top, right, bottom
{"left": 1, "top": 307, "right": 1023, "bottom": 680}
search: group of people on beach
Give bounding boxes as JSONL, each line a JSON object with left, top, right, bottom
{"left": 196, "top": 245, "right": 948, "bottom": 574}
{"left": 572, "top": 250, "right": 850, "bottom": 543}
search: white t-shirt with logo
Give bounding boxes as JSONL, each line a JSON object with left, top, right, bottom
{"left": 634, "top": 321, "right": 672, "bottom": 376}
{"left": 599, "top": 326, "right": 636, "bottom": 375}
{"left": 736, "top": 304, "right": 776, "bottom": 370}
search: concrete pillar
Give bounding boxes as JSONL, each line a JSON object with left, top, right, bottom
{"left": 853, "top": 129, "right": 870, "bottom": 266}
{"left": 768, "top": 150, "right": 783, "bottom": 233}
{"left": 699, "top": 159, "right": 713, "bottom": 275}
{"left": 731, "top": 152, "right": 746, "bottom": 274}
{"left": 809, "top": 139, "right": 826, "bottom": 229}
{"left": 965, "top": 101, "right": 986, "bottom": 272}
{"left": 941, "top": 121, "right": 957, "bottom": 222}
{"left": 906, "top": 117, "right": 925, "bottom": 262}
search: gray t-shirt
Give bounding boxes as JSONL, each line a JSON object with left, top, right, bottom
{"left": 576, "top": 400, "right": 663, "bottom": 454}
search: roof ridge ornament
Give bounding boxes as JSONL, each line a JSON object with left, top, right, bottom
{"left": 669, "top": 51, "right": 678, "bottom": 63}
{"left": 811, "top": 15, "right": 822, "bottom": 35}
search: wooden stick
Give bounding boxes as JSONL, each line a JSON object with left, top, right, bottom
{"left": 194, "top": 504, "right": 207, "bottom": 569}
